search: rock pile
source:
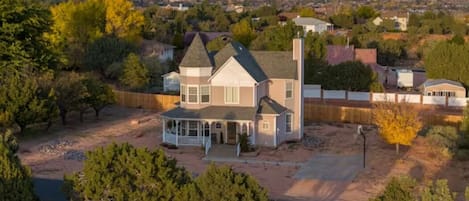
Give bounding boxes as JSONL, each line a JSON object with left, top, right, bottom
{"left": 64, "top": 150, "right": 86, "bottom": 161}
{"left": 302, "top": 135, "right": 325, "bottom": 148}
{"left": 39, "top": 139, "right": 76, "bottom": 155}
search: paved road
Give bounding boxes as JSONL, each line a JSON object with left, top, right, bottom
{"left": 33, "top": 178, "right": 67, "bottom": 201}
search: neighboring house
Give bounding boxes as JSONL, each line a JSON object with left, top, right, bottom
{"left": 161, "top": 33, "right": 305, "bottom": 148}
{"left": 373, "top": 12, "right": 409, "bottom": 31}
{"left": 420, "top": 79, "right": 466, "bottom": 98}
{"left": 292, "top": 16, "right": 333, "bottom": 34}
{"left": 164, "top": 2, "right": 192, "bottom": 11}
{"left": 162, "top": 72, "right": 180, "bottom": 92}
{"left": 326, "top": 45, "right": 377, "bottom": 65}
{"left": 141, "top": 40, "right": 175, "bottom": 62}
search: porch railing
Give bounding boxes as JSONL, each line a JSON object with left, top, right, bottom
{"left": 205, "top": 138, "right": 212, "bottom": 155}
{"left": 163, "top": 131, "right": 208, "bottom": 146}
{"left": 236, "top": 143, "right": 240, "bottom": 157}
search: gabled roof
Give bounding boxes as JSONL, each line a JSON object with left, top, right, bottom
{"left": 422, "top": 79, "right": 465, "bottom": 88}
{"left": 257, "top": 96, "right": 288, "bottom": 115}
{"left": 293, "top": 17, "right": 331, "bottom": 26}
{"left": 212, "top": 42, "right": 268, "bottom": 82}
{"left": 250, "top": 51, "right": 297, "bottom": 79}
{"left": 179, "top": 33, "right": 213, "bottom": 68}
{"left": 183, "top": 32, "right": 232, "bottom": 47}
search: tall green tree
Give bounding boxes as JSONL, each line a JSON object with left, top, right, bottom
{"left": 231, "top": 19, "right": 257, "bottom": 47}
{"left": 192, "top": 164, "right": 269, "bottom": 201}
{"left": 250, "top": 22, "right": 301, "bottom": 51}
{"left": 54, "top": 72, "right": 89, "bottom": 125}
{"left": 329, "top": 13, "right": 355, "bottom": 29}
{"left": 371, "top": 176, "right": 417, "bottom": 201}
{"left": 0, "top": 70, "right": 56, "bottom": 133}
{"left": 120, "top": 53, "right": 149, "bottom": 90}
{"left": 64, "top": 143, "right": 192, "bottom": 201}
{"left": 0, "top": 133, "right": 37, "bottom": 201}
{"left": 83, "top": 77, "right": 116, "bottom": 119}
{"left": 0, "top": 0, "right": 57, "bottom": 71}
{"left": 424, "top": 41, "right": 469, "bottom": 87}
{"left": 84, "top": 36, "right": 135, "bottom": 76}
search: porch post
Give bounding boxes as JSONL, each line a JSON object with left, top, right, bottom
{"left": 175, "top": 120, "right": 179, "bottom": 146}
{"left": 208, "top": 121, "right": 212, "bottom": 144}
{"left": 202, "top": 121, "right": 205, "bottom": 145}
{"left": 162, "top": 118, "right": 166, "bottom": 143}
{"left": 197, "top": 121, "right": 200, "bottom": 143}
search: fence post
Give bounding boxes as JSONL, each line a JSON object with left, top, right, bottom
{"left": 445, "top": 96, "right": 449, "bottom": 107}
{"left": 369, "top": 92, "right": 373, "bottom": 103}
{"left": 345, "top": 91, "right": 349, "bottom": 100}
{"left": 321, "top": 89, "right": 324, "bottom": 103}
{"left": 395, "top": 93, "right": 398, "bottom": 103}
{"left": 420, "top": 94, "right": 423, "bottom": 104}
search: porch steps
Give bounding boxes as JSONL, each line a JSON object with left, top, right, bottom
{"left": 205, "top": 144, "right": 237, "bottom": 160}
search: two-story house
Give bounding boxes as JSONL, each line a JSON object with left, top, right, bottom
{"left": 160, "top": 33, "right": 304, "bottom": 148}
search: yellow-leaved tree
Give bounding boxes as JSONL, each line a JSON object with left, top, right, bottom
{"left": 373, "top": 101, "right": 422, "bottom": 154}
{"left": 104, "top": 0, "right": 144, "bottom": 42}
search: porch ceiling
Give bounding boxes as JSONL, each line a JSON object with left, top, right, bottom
{"left": 161, "top": 106, "right": 256, "bottom": 121}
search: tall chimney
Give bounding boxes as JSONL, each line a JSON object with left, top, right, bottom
{"left": 293, "top": 37, "right": 304, "bottom": 140}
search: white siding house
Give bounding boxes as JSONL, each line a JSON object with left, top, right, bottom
{"left": 292, "top": 17, "right": 333, "bottom": 34}
{"left": 162, "top": 72, "right": 180, "bottom": 92}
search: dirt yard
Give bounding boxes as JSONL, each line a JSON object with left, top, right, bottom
{"left": 18, "top": 106, "right": 469, "bottom": 201}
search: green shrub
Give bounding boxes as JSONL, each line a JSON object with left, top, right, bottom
{"left": 238, "top": 133, "right": 251, "bottom": 152}
{"left": 465, "top": 186, "right": 468, "bottom": 201}
{"left": 425, "top": 126, "right": 459, "bottom": 158}
{"left": 370, "top": 176, "right": 417, "bottom": 201}
{"left": 421, "top": 179, "right": 456, "bottom": 201}
{"left": 456, "top": 149, "right": 469, "bottom": 161}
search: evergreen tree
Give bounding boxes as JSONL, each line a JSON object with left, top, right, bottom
{"left": 83, "top": 76, "right": 116, "bottom": 119}
{"left": 421, "top": 179, "right": 456, "bottom": 201}
{"left": 0, "top": 134, "right": 37, "bottom": 201}
{"left": 193, "top": 164, "right": 269, "bottom": 201}
{"left": 64, "top": 143, "right": 192, "bottom": 201}
{"left": 371, "top": 176, "right": 417, "bottom": 201}
{"left": 120, "top": 53, "right": 149, "bottom": 90}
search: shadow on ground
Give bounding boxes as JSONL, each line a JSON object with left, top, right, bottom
{"left": 33, "top": 178, "right": 66, "bottom": 201}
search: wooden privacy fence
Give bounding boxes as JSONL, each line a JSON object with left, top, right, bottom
{"left": 304, "top": 104, "right": 463, "bottom": 127}
{"left": 113, "top": 90, "right": 179, "bottom": 111}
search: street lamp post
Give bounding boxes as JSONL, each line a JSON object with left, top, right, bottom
{"left": 357, "top": 125, "right": 367, "bottom": 168}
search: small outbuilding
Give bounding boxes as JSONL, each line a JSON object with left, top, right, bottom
{"left": 162, "top": 71, "right": 180, "bottom": 92}
{"left": 396, "top": 69, "right": 413, "bottom": 88}
{"left": 420, "top": 79, "right": 466, "bottom": 98}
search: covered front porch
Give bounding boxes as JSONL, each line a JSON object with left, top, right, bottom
{"left": 161, "top": 119, "right": 254, "bottom": 147}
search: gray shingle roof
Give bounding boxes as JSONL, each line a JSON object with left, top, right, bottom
{"left": 292, "top": 17, "right": 331, "bottom": 26}
{"left": 422, "top": 79, "right": 464, "bottom": 88}
{"left": 161, "top": 106, "right": 256, "bottom": 120}
{"left": 250, "top": 51, "right": 297, "bottom": 79}
{"left": 257, "top": 96, "right": 288, "bottom": 115}
{"left": 179, "top": 33, "right": 213, "bottom": 68}
{"left": 212, "top": 42, "right": 268, "bottom": 82}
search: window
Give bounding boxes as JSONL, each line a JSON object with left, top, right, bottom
{"left": 286, "top": 113, "right": 293, "bottom": 133}
{"left": 188, "top": 86, "right": 198, "bottom": 103}
{"left": 216, "top": 123, "right": 222, "bottom": 128}
{"left": 180, "top": 121, "right": 186, "bottom": 136}
{"left": 200, "top": 86, "right": 210, "bottom": 103}
{"left": 286, "top": 81, "right": 293, "bottom": 98}
{"left": 224, "top": 87, "right": 239, "bottom": 104}
{"left": 262, "top": 121, "right": 269, "bottom": 130}
{"left": 180, "top": 85, "right": 186, "bottom": 102}
{"left": 188, "top": 121, "right": 198, "bottom": 136}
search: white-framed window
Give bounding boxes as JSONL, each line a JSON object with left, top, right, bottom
{"left": 180, "top": 85, "right": 186, "bottom": 102}
{"left": 216, "top": 123, "right": 222, "bottom": 128}
{"left": 285, "top": 80, "right": 293, "bottom": 99}
{"left": 224, "top": 86, "right": 239, "bottom": 104}
{"left": 286, "top": 113, "right": 293, "bottom": 133}
{"left": 188, "top": 121, "right": 198, "bottom": 136}
{"left": 262, "top": 121, "right": 269, "bottom": 130}
{"left": 188, "top": 86, "right": 198, "bottom": 103}
{"left": 200, "top": 85, "right": 210, "bottom": 103}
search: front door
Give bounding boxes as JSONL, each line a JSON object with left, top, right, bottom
{"left": 227, "top": 122, "right": 237, "bottom": 145}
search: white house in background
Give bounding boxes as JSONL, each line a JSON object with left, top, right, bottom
{"left": 373, "top": 12, "right": 409, "bottom": 31}
{"left": 292, "top": 16, "right": 333, "bottom": 34}
{"left": 162, "top": 71, "right": 180, "bottom": 92}
{"left": 141, "top": 40, "right": 175, "bottom": 62}
{"left": 420, "top": 79, "right": 466, "bottom": 98}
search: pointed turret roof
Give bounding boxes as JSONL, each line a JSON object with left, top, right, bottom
{"left": 179, "top": 33, "right": 213, "bottom": 68}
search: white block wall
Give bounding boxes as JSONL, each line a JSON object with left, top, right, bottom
{"left": 397, "top": 94, "right": 421, "bottom": 104}
{"left": 422, "top": 96, "right": 446, "bottom": 105}
{"left": 323, "top": 90, "right": 346, "bottom": 99}
{"left": 304, "top": 89, "right": 321, "bottom": 98}
{"left": 348, "top": 92, "right": 370, "bottom": 101}
{"left": 448, "top": 97, "right": 468, "bottom": 107}
{"left": 372, "top": 93, "right": 396, "bottom": 102}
